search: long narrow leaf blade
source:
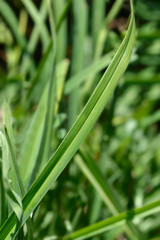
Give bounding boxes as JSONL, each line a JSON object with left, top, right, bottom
{"left": 62, "top": 200, "right": 160, "bottom": 240}
{"left": 0, "top": 132, "right": 23, "bottom": 226}
{"left": 3, "top": 102, "right": 19, "bottom": 195}
{"left": 0, "top": 1, "right": 136, "bottom": 238}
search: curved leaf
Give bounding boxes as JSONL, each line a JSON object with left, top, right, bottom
{"left": 0, "top": 1, "right": 135, "bottom": 238}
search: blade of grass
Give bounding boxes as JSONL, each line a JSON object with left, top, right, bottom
{"left": 4, "top": 130, "right": 33, "bottom": 240}
{"left": 95, "top": 0, "right": 125, "bottom": 59}
{"left": 56, "top": 0, "right": 72, "bottom": 32}
{"left": 53, "top": 0, "right": 67, "bottom": 63}
{"left": 3, "top": 102, "right": 23, "bottom": 196}
{"left": 3, "top": 102, "right": 20, "bottom": 195}
{"left": 83, "top": 0, "right": 124, "bottom": 94}
{"left": 0, "top": 131, "right": 23, "bottom": 232}
{"left": 54, "top": 59, "right": 70, "bottom": 115}
{"left": 3, "top": 103, "right": 33, "bottom": 240}
{"left": 29, "top": 1, "right": 69, "bottom": 182}
{"left": 0, "top": 158, "right": 8, "bottom": 227}
{"left": 125, "top": 73, "right": 160, "bottom": 85}
{"left": 89, "top": 186, "right": 102, "bottom": 224}
{"left": 28, "top": 0, "right": 57, "bottom": 184}
{"left": 92, "top": 0, "right": 106, "bottom": 54}
{"left": 68, "top": 0, "right": 88, "bottom": 128}
{"left": 19, "top": 85, "right": 48, "bottom": 189}
{"left": 140, "top": 109, "right": 160, "bottom": 128}
{"left": 62, "top": 200, "right": 160, "bottom": 240}
{"left": 0, "top": 1, "right": 135, "bottom": 238}
{"left": 26, "top": 41, "right": 52, "bottom": 104}
{"left": 19, "top": 59, "right": 69, "bottom": 189}
{"left": 75, "top": 147, "right": 143, "bottom": 239}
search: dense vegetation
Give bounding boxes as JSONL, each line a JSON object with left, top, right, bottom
{"left": 0, "top": 0, "right": 160, "bottom": 239}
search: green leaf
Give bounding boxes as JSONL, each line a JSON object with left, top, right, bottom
{"left": 0, "top": 131, "right": 23, "bottom": 225}
{"left": 94, "top": 0, "right": 125, "bottom": 60}
{"left": 53, "top": 0, "right": 67, "bottom": 63}
{"left": 56, "top": 0, "right": 72, "bottom": 32}
{"left": 3, "top": 102, "right": 20, "bottom": 195}
{"left": 0, "top": 1, "right": 136, "bottom": 238}
{"left": 3, "top": 103, "right": 33, "bottom": 240}
{"left": 19, "top": 59, "right": 69, "bottom": 190}
{"left": 91, "top": 0, "right": 106, "bottom": 53}
{"left": 26, "top": 41, "right": 52, "bottom": 104}
{"left": 62, "top": 200, "right": 160, "bottom": 240}
{"left": 19, "top": 85, "right": 48, "bottom": 189}
{"left": 68, "top": 0, "right": 88, "bottom": 127}
{"left": 0, "top": 158, "right": 8, "bottom": 227}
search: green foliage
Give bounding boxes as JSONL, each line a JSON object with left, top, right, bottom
{"left": 0, "top": 0, "right": 160, "bottom": 239}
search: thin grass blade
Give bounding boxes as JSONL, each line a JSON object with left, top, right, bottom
{"left": 0, "top": 1, "right": 136, "bottom": 238}
{"left": 62, "top": 200, "right": 160, "bottom": 240}
{"left": 68, "top": 0, "right": 88, "bottom": 128}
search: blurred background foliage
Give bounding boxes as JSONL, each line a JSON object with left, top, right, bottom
{"left": 0, "top": 0, "right": 160, "bottom": 239}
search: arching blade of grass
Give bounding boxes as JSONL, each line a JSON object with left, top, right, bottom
{"left": 62, "top": 200, "right": 160, "bottom": 240}
{"left": 75, "top": 147, "right": 143, "bottom": 239}
{"left": 0, "top": 0, "right": 27, "bottom": 50}
{"left": 0, "top": 1, "right": 135, "bottom": 238}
